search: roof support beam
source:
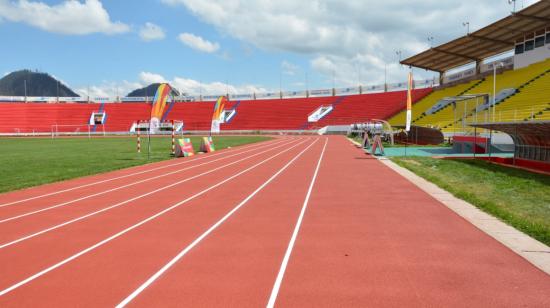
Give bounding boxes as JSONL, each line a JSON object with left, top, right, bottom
{"left": 512, "top": 12, "right": 550, "bottom": 23}
{"left": 468, "top": 34, "right": 513, "bottom": 46}
{"left": 399, "top": 62, "right": 442, "bottom": 73}
{"left": 491, "top": 25, "right": 529, "bottom": 35}
{"left": 432, "top": 48, "right": 479, "bottom": 61}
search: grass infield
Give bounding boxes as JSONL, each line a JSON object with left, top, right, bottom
{"left": 0, "top": 135, "right": 271, "bottom": 193}
{"left": 391, "top": 157, "right": 550, "bottom": 246}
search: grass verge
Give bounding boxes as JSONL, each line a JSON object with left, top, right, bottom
{"left": 0, "top": 135, "right": 270, "bottom": 193}
{"left": 391, "top": 157, "right": 550, "bottom": 246}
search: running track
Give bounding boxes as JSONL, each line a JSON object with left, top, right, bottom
{"left": 0, "top": 136, "right": 549, "bottom": 307}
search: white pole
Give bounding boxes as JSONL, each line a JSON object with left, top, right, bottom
{"left": 474, "top": 99, "right": 478, "bottom": 125}
{"left": 493, "top": 63, "right": 497, "bottom": 122}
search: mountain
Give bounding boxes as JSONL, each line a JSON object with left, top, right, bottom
{"left": 127, "top": 83, "right": 180, "bottom": 97}
{"left": 0, "top": 70, "right": 79, "bottom": 97}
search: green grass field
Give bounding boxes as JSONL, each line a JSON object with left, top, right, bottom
{"left": 391, "top": 157, "right": 550, "bottom": 246}
{"left": 0, "top": 136, "right": 270, "bottom": 193}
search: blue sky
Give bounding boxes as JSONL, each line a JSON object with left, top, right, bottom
{"left": 0, "top": 0, "right": 538, "bottom": 97}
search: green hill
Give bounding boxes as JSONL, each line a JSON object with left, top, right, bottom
{"left": 0, "top": 70, "right": 79, "bottom": 97}
{"left": 127, "top": 83, "right": 180, "bottom": 97}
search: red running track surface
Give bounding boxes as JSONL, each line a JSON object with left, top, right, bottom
{"left": 0, "top": 136, "right": 548, "bottom": 307}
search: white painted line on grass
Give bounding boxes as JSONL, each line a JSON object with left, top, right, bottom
{"left": 266, "top": 137, "right": 328, "bottom": 308}
{"left": 0, "top": 139, "right": 304, "bottom": 250}
{"left": 0, "top": 139, "right": 291, "bottom": 224}
{"left": 0, "top": 137, "right": 311, "bottom": 297}
{"left": 0, "top": 138, "right": 283, "bottom": 208}
{"left": 116, "top": 138, "right": 320, "bottom": 308}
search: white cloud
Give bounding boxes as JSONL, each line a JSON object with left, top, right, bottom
{"left": 0, "top": 0, "right": 129, "bottom": 35}
{"left": 171, "top": 76, "right": 267, "bottom": 96}
{"left": 79, "top": 72, "right": 269, "bottom": 98}
{"left": 139, "top": 72, "right": 167, "bottom": 84}
{"left": 178, "top": 32, "right": 220, "bottom": 53}
{"left": 163, "top": 0, "right": 540, "bottom": 84}
{"left": 281, "top": 60, "right": 299, "bottom": 76}
{"left": 75, "top": 80, "right": 141, "bottom": 98}
{"left": 139, "top": 22, "right": 165, "bottom": 41}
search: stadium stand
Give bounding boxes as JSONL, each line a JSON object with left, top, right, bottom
{"left": 388, "top": 80, "right": 479, "bottom": 127}
{"left": 388, "top": 59, "right": 550, "bottom": 132}
{"left": 220, "top": 96, "right": 336, "bottom": 131}
{"left": 309, "top": 88, "right": 431, "bottom": 129}
{"left": 0, "top": 89, "right": 430, "bottom": 133}
{"left": 0, "top": 103, "right": 97, "bottom": 134}
{"left": 445, "top": 59, "right": 550, "bottom": 130}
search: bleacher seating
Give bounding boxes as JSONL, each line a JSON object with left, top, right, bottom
{"left": 457, "top": 60, "right": 550, "bottom": 125}
{"left": 219, "top": 96, "right": 335, "bottom": 130}
{"left": 0, "top": 103, "right": 98, "bottom": 134}
{"left": 0, "top": 89, "right": 431, "bottom": 133}
{"left": 387, "top": 58, "right": 550, "bottom": 132}
{"left": 309, "top": 88, "right": 431, "bottom": 129}
{"left": 388, "top": 80, "right": 478, "bottom": 127}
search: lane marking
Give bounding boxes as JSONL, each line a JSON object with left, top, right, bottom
{"left": 0, "top": 138, "right": 313, "bottom": 297}
{"left": 266, "top": 138, "right": 328, "bottom": 308}
{"left": 0, "top": 138, "right": 283, "bottom": 208}
{"left": 0, "top": 139, "right": 303, "bottom": 249}
{"left": 116, "top": 138, "right": 320, "bottom": 308}
{"left": 0, "top": 139, "right": 291, "bottom": 223}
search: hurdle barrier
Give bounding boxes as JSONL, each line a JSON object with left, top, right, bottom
{"left": 135, "top": 119, "right": 184, "bottom": 155}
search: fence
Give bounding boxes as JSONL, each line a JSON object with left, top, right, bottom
{"left": 0, "top": 78, "right": 438, "bottom": 104}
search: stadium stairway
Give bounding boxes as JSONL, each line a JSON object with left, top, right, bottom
{"left": 297, "top": 96, "right": 347, "bottom": 130}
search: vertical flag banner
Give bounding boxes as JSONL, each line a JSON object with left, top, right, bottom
{"left": 211, "top": 96, "right": 227, "bottom": 134}
{"left": 175, "top": 138, "right": 195, "bottom": 157}
{"left": 150, "top": 83, "right": 172, "bottom": 133}
{"left": 406, "top": 71, "right": 413, "bottom": 132}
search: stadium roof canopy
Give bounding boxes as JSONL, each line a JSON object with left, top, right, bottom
{"left": 401, "top": 1, "right": 550, "bottom": 73}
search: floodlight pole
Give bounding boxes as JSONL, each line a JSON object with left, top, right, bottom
{"left": 462, "top": 22, "right": 470, "bottom": 35}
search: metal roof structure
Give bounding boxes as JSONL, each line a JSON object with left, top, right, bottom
{"left": 401, "top": 1, "right": 550, "bottom": 72}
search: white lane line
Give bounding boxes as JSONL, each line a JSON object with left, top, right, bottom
{"left": 115, "top": 138, "right": 320, "bottom": 308}
{"left": 0, "top": 139, "right": 304, "bottom": 250}
{"left": 0, "top": 139, "right": 291, "bottom": 224}
{"left": 0, "top": 138, "right": 283, "bottom": 208}
{"left": 0, "top": 138, "right": 313, "bottom": 297}
{"left": 266, "top": 137, "right": 328, "bottom": 308}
